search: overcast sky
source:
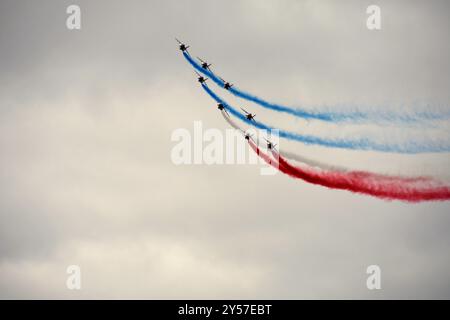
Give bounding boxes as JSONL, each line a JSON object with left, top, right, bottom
{"left": 1, "top": 0, "right": 450, "bottom": 299}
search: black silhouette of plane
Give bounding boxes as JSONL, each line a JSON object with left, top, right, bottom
{"left": 244, "top": 132, "right": 254, "bottom": 141}
{"left": 264, "top": 138, "right": 277, "bottom": 150}
{"left": 241, "top": 108, "right": 256, "bottom": 121}
{"left": 197, "top": 57, "right": 212, "bottom": 71}
{"left": 217, "top": 103, "right": 230, "bottom": 117}
{"left": 195, "top": 71, "right": 208, "bottom": 84}
{"left": 176, "top": 38, "right": 189, "bottom": 52}
{"left": 219, "top": 77, "right": 233, "bottom": 90}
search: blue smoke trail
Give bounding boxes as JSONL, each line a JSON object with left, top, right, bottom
{"left": 201, "top": 83, "right": 450, "bottom": 154}
{"left": 184, "top": 52, "right": 449, "bottom": 124}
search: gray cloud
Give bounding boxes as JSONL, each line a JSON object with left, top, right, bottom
{"left": 1, "top": 0, "right": 450, "bottom": 299}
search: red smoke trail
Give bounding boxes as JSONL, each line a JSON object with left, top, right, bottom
{"left": 248, "top": 140, "right": 450, "bottom": 202}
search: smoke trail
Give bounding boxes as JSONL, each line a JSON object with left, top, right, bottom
{"left": 223, "top": 104, "right": 440, "bottom": 184}
{"left": 184, "top": 51, "right": 450, "bottom": 124}
{"left": 222, "top": 108, "right": 441, "bottom": 181}
{"left": 220, "top": 109, "right": 349, "bottom": 171}
{"left": 220, "top": 109, "right": 241, "bottom": 131}
{"left": 248, "top": 140, "right": 450, "bottom": 202}
{"left": 203, "top": 83, "right": 450, "bottom": 154}
{"left": 278, "top": 150, "right": 349, "bottom": 172}
{"left": 184, "top": 52, "right": 225, "bottom": 88}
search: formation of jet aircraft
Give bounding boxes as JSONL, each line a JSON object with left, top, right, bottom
{"left": 178, "top": 38, "right": 266, "bottom": 144}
